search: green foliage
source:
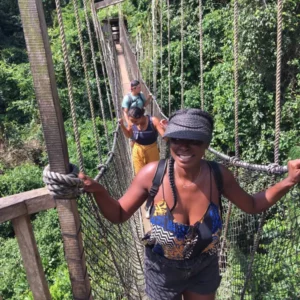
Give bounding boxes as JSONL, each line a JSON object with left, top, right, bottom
{"left": 0, "top": 163, "right": 43, "bottom": 197}
{"left": 0, "top": 209, "right": 71, "bottom": 299}
{"left": 49, "top": 264, "right": 72, "bottom": 300}
{"left": 125, "top": 0, "right": 300, "bottom": 164}
{"left": 66, "top": 118, "right": 116, "bottom": 177}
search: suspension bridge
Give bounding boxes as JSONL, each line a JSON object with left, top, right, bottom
{"left": 0, "top": 0, "right": 299, "bottom": 299}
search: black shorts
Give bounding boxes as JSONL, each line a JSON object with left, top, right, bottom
{"left": 144, "top": 247, "right": 221, "bottom": 300}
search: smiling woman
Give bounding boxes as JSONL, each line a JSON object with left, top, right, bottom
{"left": 79, "top": 108, "right": 300, "bottom": 300}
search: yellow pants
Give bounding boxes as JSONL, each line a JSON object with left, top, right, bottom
{"left": 132, "top": 142, "right": 159, "bottom": 175}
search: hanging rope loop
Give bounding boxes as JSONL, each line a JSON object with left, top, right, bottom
{"left": 43, "top": 163, "right": 83, "bottom": 199}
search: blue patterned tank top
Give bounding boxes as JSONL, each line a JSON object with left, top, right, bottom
{"left": 142, "top": 167, "right": 222, "bottom": 260}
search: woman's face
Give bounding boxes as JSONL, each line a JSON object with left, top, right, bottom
{"left": 129, "top": 116, "right": 143, "bottom": 126}
{"left": 169, "top": 138, "right": 208, "bottom": 168}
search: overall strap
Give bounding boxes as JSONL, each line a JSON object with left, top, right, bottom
{"left": 145, "top": 159, "right": 167, "bottom": 219}
{"left": 127, "top": 93, "right": 134, "bottom": 107}
{"left": 127, "top": 92, "right": 142, "bottom": 108}
{"left": 207, "top": 161, "right": 224, "bottom": 215}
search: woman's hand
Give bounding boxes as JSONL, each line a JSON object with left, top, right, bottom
{"left": 78, "top": 172, "right": 103, "bottom": 193}
{"left": 147, "top": 93, "right": 153, "bottom": 101}
{"left": 286, "top": 159, "right": 300, "bottom": 185}
{"left": 160, "top": 119, "right": 168, "bottom": 130}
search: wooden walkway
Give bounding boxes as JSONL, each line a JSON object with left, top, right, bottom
{"left": 115, "top": 43, "right": 151, "bottom": 234}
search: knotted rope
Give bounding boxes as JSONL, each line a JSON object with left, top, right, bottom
{"left": 43, "top": 164, "right": 83, "bottom": 199}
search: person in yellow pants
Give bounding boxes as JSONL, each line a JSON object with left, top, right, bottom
{"left": 118, "top": 107, "right": 165, "bottom": 175}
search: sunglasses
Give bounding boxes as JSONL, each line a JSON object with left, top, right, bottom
{"left": 170, "top": 138, "right": 204, "bottom": 146}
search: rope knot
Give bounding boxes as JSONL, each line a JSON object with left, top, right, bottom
{"left": 43, "top": 163, "right": 83, "bottom": 199}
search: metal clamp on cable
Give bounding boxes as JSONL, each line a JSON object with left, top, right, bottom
{"left": 266, "top": 163, "right": 280, "bottom": 174}
{"left": 229, "top": 156, "right": 239, "bottom": 165}
{"left": 97, "top": 163, "right": 107, "bottom": 171}
{"left": 43, "top": 163, "right": 83, "bottom": 199}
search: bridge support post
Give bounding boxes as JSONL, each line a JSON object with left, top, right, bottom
{"left": 12, "top": 214, "right": 51, "bottom": 300}
{"left": 17, "top": 0, "right": 92, "bottom": 299}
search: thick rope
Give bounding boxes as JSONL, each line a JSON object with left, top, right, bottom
{"left": 152, "top": 0, "right": 157, "bottom": 107}
{"left": 72, "top": 0, "right": 102, "bottom": 163}
{"left": 160, "top": 0, "right": 163, "bottom": 106}
{"left": 219, "top": 0, "right": 240, "bottom": 271}
{"left": 167, "top": 0, "right": 171, "bottom": 115}
{"left": 241, "top": 2, "right": 283, "bottom": 297}
{"left": 180, "top": 0, "right": 184, "bottom": 108}
{"left": 82, "top": 0, "right": 110, "bottom": 147}
{"left": 54, "top": 0, "right": 84, "bottom": 172}
{"left": 90, "top": 4, "right": 114, "bottom": 121}
{"left": 274, "top": 0, "right": 283, "bottom": 164}
{"left": 199, "top": 0, "right": 204, "bottom": 110}
{"left": 43, "top": 164, "right": 82, "bottom": 199}
{"left": 97, "top": 13, "right": 115, "bottom": 110}
{"left": 233, "top": 0, "right": 240, "bottom": 160}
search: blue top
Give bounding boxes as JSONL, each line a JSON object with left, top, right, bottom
{"left": 122, "top": 92, "right": 146, "bottom": 109}
{"left": 132, "top": 115, "right": 158, "bottom": 145}
{"left": 142, "top": 168, "right": 222, "bottom": 260}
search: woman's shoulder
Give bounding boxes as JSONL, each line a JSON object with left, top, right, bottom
{"left": 138, "top": 160, "right": 161, "bottom": 176}
{"left": 136, "top": 161, "right": 164, "bottom": 186}
{"left": 203, "top": 159, "right": 233, "bottom": 182}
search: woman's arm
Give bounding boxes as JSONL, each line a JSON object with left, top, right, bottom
{"left": 79, "top": 161, "right": 159, "bottom": 223}
{"left": 144, "top": 93, "right": 152, "bottom": 107}
{"left": 221, "top": 159, "right": 300, "bottom": 214}
{"left": 122, "top": 108, "right": 130, "bottom": 126}
{"left": 118, "top": 118, "right": 133, "bottom": 139}
{"left": 152, "top": 116, "right": 165, "bottom": 137}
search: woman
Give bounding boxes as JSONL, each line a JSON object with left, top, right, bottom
{"left": 118, "top": 106, "right": 165, "bottom": 174}
{"left": 80, "top": 109, "right": 300, "bottom": 300}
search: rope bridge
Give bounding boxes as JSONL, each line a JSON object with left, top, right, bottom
{"left": 20, "top": 0, "right": 299, "bottom": 299}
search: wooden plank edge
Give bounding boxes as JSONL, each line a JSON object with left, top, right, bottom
{"left": 0, "top": 188, "right": 55, "bottom": 223}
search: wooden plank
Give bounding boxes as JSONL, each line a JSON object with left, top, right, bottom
{"left": 12, "top": 215, "right": 51, "bottom": 300}
{"left": 17, "top": 0, "right": 92, "bottom": 299}
{"left": 0, "top": 188, "right": 54, "bottom": 224}
{"left": 95, "top": 0, "right": 125, "bottom": 10}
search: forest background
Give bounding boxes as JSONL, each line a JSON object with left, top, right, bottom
{"left": 0, "top": 0, "right": 299, "bottom": 299}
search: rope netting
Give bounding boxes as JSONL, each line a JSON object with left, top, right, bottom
{"left": 46, "top": 0, "right": 299, "bottom": 299}
{"left": 120, "top": 10, "right": 300, "bottom": 298}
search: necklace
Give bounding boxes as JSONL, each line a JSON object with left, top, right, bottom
{"left": 176, "top": 166, "right": 201, "bottom": 188}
